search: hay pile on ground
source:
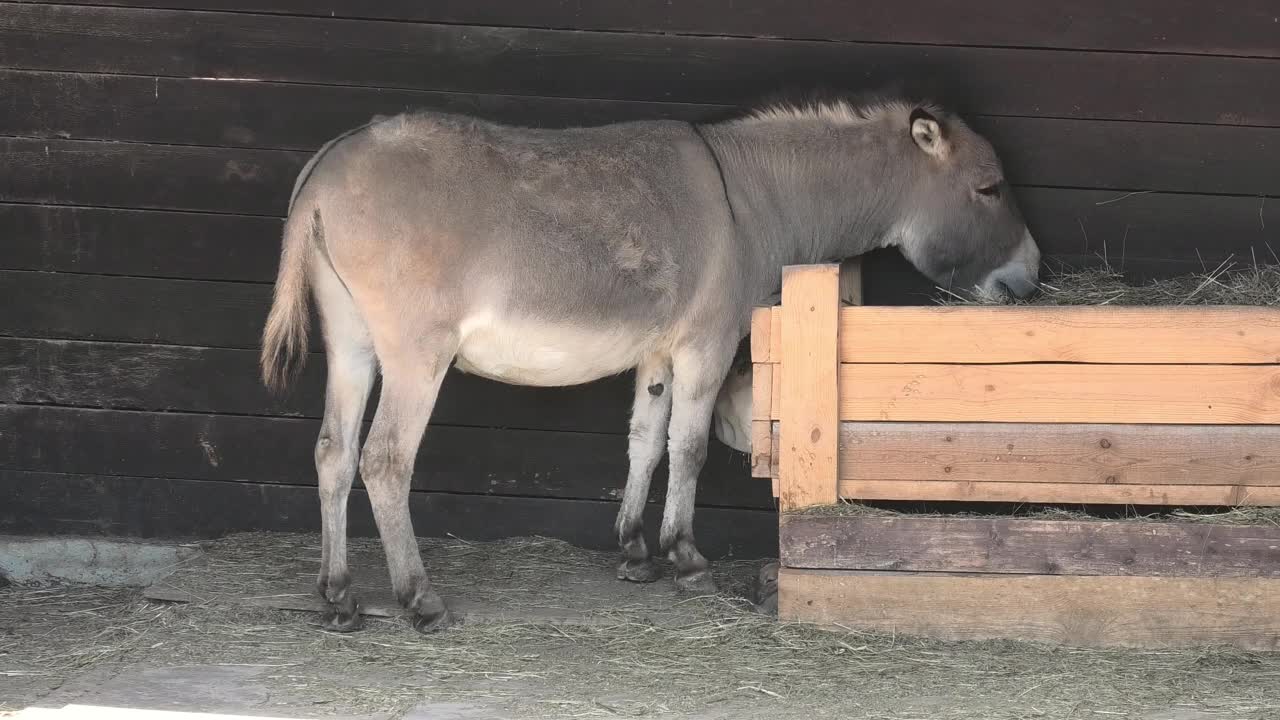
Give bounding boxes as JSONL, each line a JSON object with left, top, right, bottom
{"left": 943, "top": 257, "right": 1280, "bottom": 307}
{"left": 5, "top": 534, "right": 1280, "bottom": 719}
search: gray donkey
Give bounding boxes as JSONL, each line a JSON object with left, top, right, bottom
{"left": 260, "top": 90, "right": 1041, "bottom": 633}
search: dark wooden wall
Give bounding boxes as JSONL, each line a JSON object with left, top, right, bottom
{"left": 3, "top": 2, "right": 1278, "bottom": 556}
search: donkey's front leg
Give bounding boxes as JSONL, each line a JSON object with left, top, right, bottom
{"left": 614, "top": 355, "right": 673, "bottom": 583}
{"left": 661, "top": 342, "right": 736, "bottom": 594}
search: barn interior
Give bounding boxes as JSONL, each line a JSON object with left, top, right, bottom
{"left": 3, "top": 2, "right": 1279, "bottom": 718}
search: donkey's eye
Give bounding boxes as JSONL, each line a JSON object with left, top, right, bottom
{"left": 977, "top": 184, "right": 1001, "bottom": 198}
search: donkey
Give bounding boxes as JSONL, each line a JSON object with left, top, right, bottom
{"left": 260, "top": 90, "right": 1041, "bottom": 634}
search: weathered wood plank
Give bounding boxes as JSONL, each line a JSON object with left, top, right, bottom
{"left": 0, "top": 336, "right": 638, "bottom": 434}
{"left": 3, "top": 4, "right": 1278, "bottom": 126}
{"left": 837, "top": 479, "right": 1280, "bottom": 506}
{"left": 778, "top": 265, "right": 840, "bottom": 511}
{"left": 830, "top": 306, "right": 1280, "bottom": 365}
{"left": 825, "top": 422, "right": 1280, "bottom": 486}
{"left": 0, "top": 270, "right": 273, "bottom": 348}
{"left": 8, "top": 69, "right": 1280, "bottom": 198}
{"left": 0, "top": 404, "right": 767, "bottom": 508}
{"left": 0, "top": 470, "right": 778, "bottom": 559}
{"left": 779, "top": 515, "right": 1280, "bottom": 577}
{"left": 778, "top": 568, "right": 1280, "bottom": 651}
{"left": 820, "top": 364, "right": 1280, "bottom": 425}
{"left": 0, "top": 138, "right": 304, "bottom": 215}
{"left": 12, "top": 1, "right": 1280, "bottom": 59}
{"left": 1, "top": 204, "right": 283, "bottom": 282}
{"left": 0, "top": 69, "right": 714, "bottom": 151}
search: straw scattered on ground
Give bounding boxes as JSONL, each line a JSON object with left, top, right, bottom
{"left": 4, "top": 534, "right": 1280, "bottom": 719}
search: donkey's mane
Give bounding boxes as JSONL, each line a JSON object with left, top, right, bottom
{"left": 726, "top": 86, "right": 951, "bottom": 127}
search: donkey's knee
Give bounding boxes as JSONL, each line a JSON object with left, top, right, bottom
{"left": 315, "top": 434, "right": 358, "bottom": 497}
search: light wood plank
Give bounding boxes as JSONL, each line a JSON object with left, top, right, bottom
{"left": 778, "top": 264, "right": 841, "bottom": 511}
{"left": 750, "top": 419, "right": 773, "bottom": 479}
{"left": 750, "top": 363, "right": 772, "bottom": 421}
{"left": 796, "top": 364, "right": 1280, "bottom": 424}
{"left": 779, "top": 568, "right": 1280, "bottom": 651}
{"left": 763, "top": 306, "right": 1280, "bottom": 364}
{"left": 779, "top": 514, "right": 1280, "bottom": 577}
{"left": 750, "top": 307, "right": 773, "bottom": 363}
{"left": 841, "top": 306, "right": 1280, "bottom": 364}
{"left": 837, "top": 479, "right": 1280, "bottom": 505}
{"left": 822, "top": 422, "right": 1280, "bottom": 485}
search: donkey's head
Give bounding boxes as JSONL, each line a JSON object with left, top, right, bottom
{"left": 887, "top": 103, "right": 1040, "bottom": 301}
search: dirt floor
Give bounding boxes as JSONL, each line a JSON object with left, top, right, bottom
{"left": 3, "top": 533, "right": 1280, "bottom": 720}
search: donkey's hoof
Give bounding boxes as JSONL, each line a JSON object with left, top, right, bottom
{"left": 674, "top": 569, "right": 718, "bottom": 595}
{"left": 320, "top": 607, "right": 364, "bottom": 633}
{"left": 616, "top": 558, "right": 660, "bottom": 583}
{"left": 412, "top": 606, "right": 456, "bottom": 634}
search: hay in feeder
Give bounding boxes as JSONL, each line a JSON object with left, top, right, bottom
{"left": 794, "top": 500, "right": 1280, "bottom": 526}
{"left": 942, "top": 256, "right": 1280, "bottom": 307}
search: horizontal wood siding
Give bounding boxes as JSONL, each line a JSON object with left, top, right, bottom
{"left": 767, "top": 364, "right": 1280, "bottom": 424}
{"left": 763, "top": 422, "right": 1280, "bottom": 486}
{"left": 779, "top": 568, "right": 1280, "bottom": 651}
{"left": 0, "top": 471, "right": 777, "bottom": 558}
{"left": 4, "top": 1, "right": 1277, "bottom": 540}
{"left": 779, "top": 514, "right": 1280, "bottom": 577}
{"left": 11, "top": 1, "right": 1280, "bottom": 58}
{"left": 756, "top": 306, "right": 1280, "bottom": 364}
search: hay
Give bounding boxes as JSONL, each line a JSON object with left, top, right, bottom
{"left": 794, "top": 500, "right": 1280, "bottom": 526}
{"left": 941, "top": 256, "right": 1280, "bottom": 307}
{"left": 5, "top": 534, "right": 1280, "bottom": 719}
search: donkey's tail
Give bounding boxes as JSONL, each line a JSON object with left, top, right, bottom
{"left": 260, "top": 201, "right": 316, "bottom": 393}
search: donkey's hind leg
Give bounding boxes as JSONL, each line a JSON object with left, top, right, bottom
{"left": 615, "top": 354, "right": 673, "bottom": 583}
{"left": 661, "top": 340, "right": 737, "bottom": 594}
{"left": 360, "top": 332, "right": 457, "bottom": 633}
{"left": 312, "top": 253, "right": 376, "bottom": 632}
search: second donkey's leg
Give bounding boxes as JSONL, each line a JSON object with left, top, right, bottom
{"left": 661, "top": 341, "right": 736, "bottom": 594}
{"left": 615, "top": 354, "right": 674, "bottom": 583}
{"left": 360, "top": 334, "right": 457, "bottom": 633}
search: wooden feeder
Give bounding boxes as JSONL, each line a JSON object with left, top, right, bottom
{"left": 751, "top": 262, "right": 1280, "bottom": 651}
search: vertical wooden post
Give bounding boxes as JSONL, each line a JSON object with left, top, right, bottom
{"left": 778, "top": 263, "right": 841, "bottom": 511}
{"left": 749, "top": 307, "right": 775, "bottom": 481}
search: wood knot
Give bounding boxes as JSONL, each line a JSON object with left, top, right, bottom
{"left": 943, "top": 466, "right": 953, "bottom": 474}
{"left": 810, "top": 427, "right": 821, "bottom": 443}
{"left": 984, "top": 384, "right": 996, "bottom": 392}
{"left": 1099, "top": 438, "right": 1112, "bottom": 449}
{"left": 1105, "top": 475, "right": 1118, "bottom": 484}
{"left": 943, "top": 436, "right": 953, "bottom": 442}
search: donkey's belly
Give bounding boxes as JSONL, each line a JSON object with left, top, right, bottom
{"left": 454, "top": 313, "right": 654, "bottom": 387}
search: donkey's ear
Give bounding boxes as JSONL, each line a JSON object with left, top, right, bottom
{"left": 909, "top": 107, "right": 947, "bottom": 157}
